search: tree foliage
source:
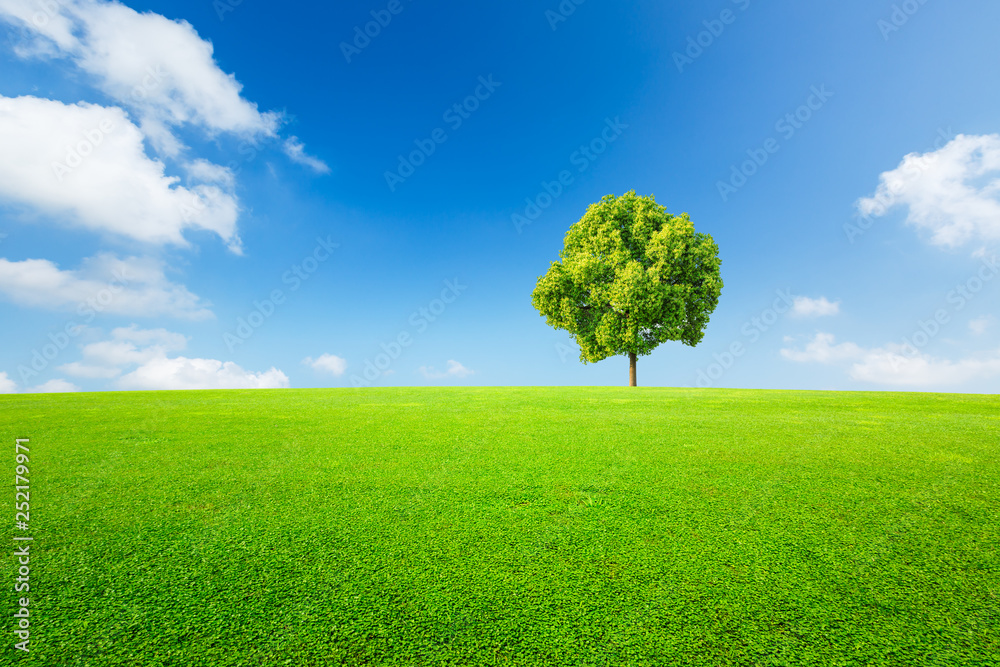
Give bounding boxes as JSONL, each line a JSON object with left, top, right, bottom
{"left": 531, "top": 191, "right": 723, "bottom": 367}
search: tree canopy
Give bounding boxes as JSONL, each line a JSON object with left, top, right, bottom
{"left": 531, "top": 191, "right": 723, "bottom": 385}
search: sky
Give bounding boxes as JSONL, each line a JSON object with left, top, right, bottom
{"left": 0, "top": 0, "right": 998, "bottom": 394}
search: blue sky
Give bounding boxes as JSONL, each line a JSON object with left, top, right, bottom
{"left": 0, "top": 0, "right": 998, "bottom": 393}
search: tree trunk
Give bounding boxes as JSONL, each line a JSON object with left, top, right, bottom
{"left": 629, "top": 352, "right": 637, "bottom": 387}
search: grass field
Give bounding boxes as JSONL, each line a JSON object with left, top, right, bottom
{"left": 2, "top": 387, "right": 998, "bottom": 666}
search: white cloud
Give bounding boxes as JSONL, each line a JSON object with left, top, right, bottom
{"left": 0, "top": 253, "right": 213, "bottom": 319}
{"left": 791, "top": 296, "right": 840, "bottom": 318}
{"left": 57, "top": 361, "right": 122, "bottom": 379}
{"left": 0, "top": 372, "right": 79, "bottom": 393}
{"left": 303, "top": 354, "right": 347, "bottom": 376}
{"left": 0, "top": 0, "right": 79, "bottom": 52}
{"left": 418, "top": 360, "right": 474, "bottom": 380}
{"left": 59, "top": 324, "right": 188, "bottom": 378}
{"left": 0, "top": 371, "right": 17, "bottom": 393}
{"left": 782, "top": 332, "right": 1000, "bottom": 387}
{"left": 282, "top": 137, "right": 330, "bottom": 174}
{"left": 0, "top": 0, "right": 280, "bottom": 149}
{"left": 184, "top": 159, "right": 235, "bottom": 188}
{"left": 0, "top": 95, "right": 241, "bottom": 250}
{"left": 25, "top": 378, "right": 80, "bottom": 393}
{"left": 1, "top": 0, "right": 323, "bottom": 168}
{"left": 111, "top": 324, "right": 189, "bottom": 349}
{"left": 969, "top": 316, "right": 992, "bottom": 336}
{"left": 116, "top": 357, "right": 289, "bottom": 390}
{"left": 857, "top": 134, "right": 1000, "bottom": 248}
{"left": 848, "top": 346, "right": 1000, "bottom": 387}
{"left": 780, "top": 333, "right": 864, "bottom": 364}
{"left": 53, "top": 325, "right": 288, "bottom": 390}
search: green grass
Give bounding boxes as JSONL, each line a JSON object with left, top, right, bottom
{"left": 2, "top": 387, "right": 998, "bottom": 666}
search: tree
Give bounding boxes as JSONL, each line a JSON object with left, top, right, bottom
{"left": 531, "top": 191, "right": 723, "bottom": 386}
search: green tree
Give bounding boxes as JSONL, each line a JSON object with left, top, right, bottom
{"left": 531, "top": 191, "right": 723, "bottom": 386}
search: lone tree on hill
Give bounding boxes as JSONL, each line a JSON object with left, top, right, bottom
{"left": 531, "top": 191, "right": 723, "bottom": 386}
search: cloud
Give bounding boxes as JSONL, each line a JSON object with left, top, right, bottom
{"left": 0, "top": 95, "right": 241, "bottom": 250}
{"left": 111, "top": 324, "right": 189, "bottom": 349}
{"left": 0, "top": 253, "right": 213, "bottom": 319}
{"left": 53, "top": 325, "right": 288, "bottom": 390}
{"left": 780, "top": 333, "right": 864, "bottom": 364}
{"left": 418, "top": 360, "right": 474, "bottom": 380}
{"left": 57, "top": 361, "right": 122, "bottom": 379}
{"left": 303, "top": 354, "right": 347, "bottom": 376}
{"left": 25, "top": 378, "right": 80, "bottom": 393}
{"left": 116, "top": 356, "right": 289, "bottom": 390}
{"left": 282, "top": 137, "right": 330, "bottom": 174}
{"left": 848, "top": 346, "right": 1000, "bottom": 387}
{"left": 969, "top": 316, "right": 992, "bottom": 336}
{"left": 59, "top": 324, "right": 188, "bottom": 378}
{"left": 0, "top": 0, "right": 322, "bottom": 167}
{"left": 782, "top": 332, "right": 1000, "bottom": 387}
{"left": 0, "top": 372, "right": 79, "bottom": 393}
{"left": 857, "top": 134, "right": 1000, "bottom": 248}
{"left": 0, "top": 0, "right": 79, "bottom": 53}
{"left": 0, "top": 371, "right": 16, "bottom": 393}
{"left": 0, "top": 0, "right": 280, "bottom": 151}
{"left": 184, "top": 159, "right": 235, "bottom": 188}
{"left": 790, "top": 296, "right": 840, "bottom": 318}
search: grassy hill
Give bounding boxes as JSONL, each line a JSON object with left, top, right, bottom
{"left": 2, "top": 387, "right": 997, "bottom": 666}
